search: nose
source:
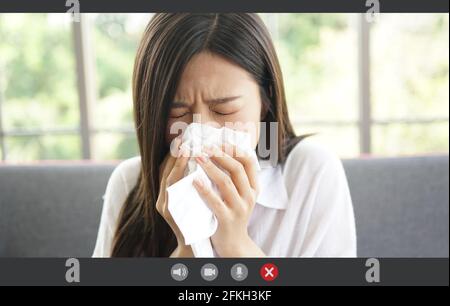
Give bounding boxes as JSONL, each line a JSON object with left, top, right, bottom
{"left": 191, "top": 104, "right": 221, "bottom": 128}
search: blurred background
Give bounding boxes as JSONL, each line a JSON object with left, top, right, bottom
{"left": 0, "top": 13, "right": 448, "bottom": 162}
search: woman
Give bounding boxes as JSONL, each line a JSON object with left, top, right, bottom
{"left": 93, "top": 13, "right": 356, "bottom": 257}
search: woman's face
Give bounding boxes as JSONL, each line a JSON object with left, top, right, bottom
{"left": 165, "top": 51, "right": 263, "bottom": 148}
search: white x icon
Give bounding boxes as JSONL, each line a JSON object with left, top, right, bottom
{"left": 264, "top": 267, "right": 274, "bottom": 277}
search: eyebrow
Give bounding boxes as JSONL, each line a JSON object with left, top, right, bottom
{"left": 207, "top": 95, "right": 242, "bottom": 104}
{"left": 171, "top": 95, "right": 242, "bottom": 108}
{"left": 171, "top": 101, "right": 190, "bottom": 108}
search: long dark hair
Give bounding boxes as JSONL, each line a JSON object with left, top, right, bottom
{"left": 112, "top": 13, "right": 303, "bottom": 257}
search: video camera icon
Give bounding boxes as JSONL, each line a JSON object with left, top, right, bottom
{"left": 171, "top": 263, "right": 189, "bottom": 281}
{"left": 201, "top": 263, "right": 218, "bottom": 281}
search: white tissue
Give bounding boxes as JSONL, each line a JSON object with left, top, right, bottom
{"left": 166, "top": 123, "right": 260, "bottom": 257}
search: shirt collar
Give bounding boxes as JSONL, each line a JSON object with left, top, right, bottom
{"left": 255, "top": 162, "right": 289, "bottom": 210}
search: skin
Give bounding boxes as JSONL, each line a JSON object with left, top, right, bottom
{"left": 157, "top": 51, "right": 266, "bottom": 257}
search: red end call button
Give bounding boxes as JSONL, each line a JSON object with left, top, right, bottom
{"left": 260, "top": 263, "right": 279, "bottom": 281}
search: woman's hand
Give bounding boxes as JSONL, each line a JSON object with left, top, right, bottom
{"left": 156, "top": 137, "right": 193, "bottom": 257}
{"left": 192, "top": 143, "right": 266, "bottom": 257}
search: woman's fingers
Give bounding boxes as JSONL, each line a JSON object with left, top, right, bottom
{"left": 169, "top": 135, "right": 183, "bottom": 158}
{"left": 195, "top": 154, "right": 241, "bottom": 206}
{"left": 222, "top": 143, "right": 259, "bottom": 196}
{"left": 166, "top": 146, "right": 189, "bottom": 186}
{"left": 193, "top": 177, "right": 227, "bottom": 219}
{"left": 204, "top": 146, "right": 254, "bottom": 202}
{"left": 160, "top": 136, "right": 182, "bottom": 181}
{"left": 157, "top": 137, "right": 188, "bottom": 221}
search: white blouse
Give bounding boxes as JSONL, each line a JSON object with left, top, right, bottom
{"left": 92, "top": 139, "right": 357, "bottom": 257}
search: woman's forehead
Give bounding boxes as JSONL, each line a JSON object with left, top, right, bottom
{"left": 175, "top": 52, "right": 256, "bottom": 102}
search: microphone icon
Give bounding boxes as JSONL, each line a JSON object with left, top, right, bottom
{"left": 236, "top": 266, "right": 243, "bottom": 279}
{"left": 231, "top": 263, "right": 248, "bottom": 281}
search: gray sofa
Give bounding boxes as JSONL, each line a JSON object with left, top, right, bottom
{"left": 0, "top": 155, "right": 448, "bottom": 257}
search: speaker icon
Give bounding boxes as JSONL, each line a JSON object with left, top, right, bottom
{"left": 171, "top": 263, "right": 189, "bottom": 281}
{"left": 173, "top": 267, "right": 187, "bottom": 277}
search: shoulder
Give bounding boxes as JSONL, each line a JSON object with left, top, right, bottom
{"left": 103, "top": 156, "right": 141, "bottom": 209}
{"left": 281, "top": 138, "right": 347, "bottom": 195}
{"left": 284, "top": 137, "right": 343, "bottom": 176}
{"left": 109, "top": 156, "right": 142, "bottom": 194}
{"left": 113, "top": 155, "right": 141, "bottom": 178}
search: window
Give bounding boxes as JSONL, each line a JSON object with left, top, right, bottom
{"left": 263, "top": 13, "right": 359, "bottom": 157}
{"left": 0, "top": 13, "right": 80, "bottom": 161}
{"left": 90, "top": 13, "right": 149, "bottom": 160}
{"left": 0, "top": 13, "right": 448, "bottom": 162}
{"left": 371, "top": 14, "right": 449, "bottom": 156}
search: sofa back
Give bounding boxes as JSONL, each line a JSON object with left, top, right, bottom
{"left": 0, "top": 155, "right": 448, "bottom": 257}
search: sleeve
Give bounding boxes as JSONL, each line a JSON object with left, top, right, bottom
{"left": 294, "top": 148, "right": 357, "bottom": 257}
{"left": 92, "top": 163, "right": 129, "bottom": 257}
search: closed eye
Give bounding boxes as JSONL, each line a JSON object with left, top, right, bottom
{"left": 210, "top": 96, "right": 242, "bottom": 116}
{"left": 170, "top": 112, "right": 190, "bottom": 118}
{"left": 213, "top": 110, "right": 239, "bottom": 116}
